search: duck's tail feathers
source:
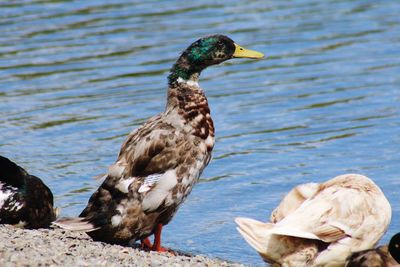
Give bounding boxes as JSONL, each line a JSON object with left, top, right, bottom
{"left": 235, "top": 217, "right": 321, "bottom": 254}
{"left": 93, "top": 173, "right": 107, "bottom": 181}
{"left": 53, "top": 207, "right": 60, "bottom": 219}
{"left": 235, "top": 217, "right": 274, "bottom": 255}
{"left": 52, "top": 217, "right": 100, "bottom": 232}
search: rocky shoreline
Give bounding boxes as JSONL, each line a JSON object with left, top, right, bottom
{"left": 0, "top": 225, "right": 244, "bottom": 267}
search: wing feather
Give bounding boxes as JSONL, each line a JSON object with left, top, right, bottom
{"left": 138, "top": 174, "right": 162, "bottom": 193}
{"left": 313, "top": 223, "right": 348, "bottom": 243}
{"left": 117, "top": 121, "right": 185, "bottom": 178}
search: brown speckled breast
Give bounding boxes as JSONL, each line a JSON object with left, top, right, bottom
{"left": 168, "top": 82, "right": 215, "bottom": 150}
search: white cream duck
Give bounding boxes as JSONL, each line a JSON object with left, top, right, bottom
{"left": 235, "top": 174, "right": 392, "bottom": 267}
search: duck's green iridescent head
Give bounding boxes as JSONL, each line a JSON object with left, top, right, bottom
{"left": 168, "top": 35, "right": 264, "bottom": 85}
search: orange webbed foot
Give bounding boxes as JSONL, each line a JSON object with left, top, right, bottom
{"left": 140, "top": 224, "right": 176, "bottom": 255}
{"left": 140, "top": 237, "right": 153, "bottom": 250}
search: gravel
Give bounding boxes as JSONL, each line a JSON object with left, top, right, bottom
{"left": 0, "top": 225, "right": 244, "bottom": 267}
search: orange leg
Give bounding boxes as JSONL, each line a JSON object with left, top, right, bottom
{"left": 152, "top": 223, "right": 168, "bottom": 252}
{"left": 140, "top": 237, "right": 152, "bottom": 250}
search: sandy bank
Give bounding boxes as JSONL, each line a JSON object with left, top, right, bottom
{"left": 0, "top": 225, "right": 244, "bottom": 267}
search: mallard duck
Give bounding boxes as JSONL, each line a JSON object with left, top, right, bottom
{"left": 54, "top": 35, "right": 264, "bottom": 252}
{"left": 235, "top": 174, "right": 391, "bottom": 266}
{"left": 345, "top": 232, "right": 400, "bottom": 267}
{"left": 0, "top": 155, "right": 56, "bottom": 228}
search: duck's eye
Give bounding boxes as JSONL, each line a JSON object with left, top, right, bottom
{"left": 240, "top": 48, "right": 244, "bottom": 51}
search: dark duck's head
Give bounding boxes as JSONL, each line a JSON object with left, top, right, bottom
{"left": 168, "top": 34, "right": 264, "bottom": 85}
{"left": 389, "top": 232, "right": 400, "bottom": 263}
{"left": 0, "top": 155, "right": 56, "bottom": 229}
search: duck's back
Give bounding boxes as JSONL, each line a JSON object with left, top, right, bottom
{"left": 0, "top": 156, "right": 55, "bottom": 228}
{"left": 276, "top": 175, "right": 390, "bottom": 242}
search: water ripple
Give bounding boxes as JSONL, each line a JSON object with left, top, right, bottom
{"left": 1, "top": 0, "right": 399, "bottom": 265}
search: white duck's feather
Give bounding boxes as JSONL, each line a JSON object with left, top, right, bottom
{"left": 270, "top": 182, "right": 320, "bottom": 223}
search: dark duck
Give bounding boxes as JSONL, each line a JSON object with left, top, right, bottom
{"left": 345, "top": 232, "right": 400, "bottom": 267}
{"left": 54, "top": 35, "right": 263, "bottom": 252}
{"left": 0, "top": 155, "right": 56, "bottom": 228}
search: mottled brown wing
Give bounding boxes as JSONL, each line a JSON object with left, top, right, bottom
{"left": 80, "top": 118, "right": 190, "bottom": 223}
{"left": 117, "top": 120, "right": 188, "bottom": 178}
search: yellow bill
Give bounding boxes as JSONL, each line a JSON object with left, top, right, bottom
{"left": 233, "top": 43, "right": 264, "bottom": 59}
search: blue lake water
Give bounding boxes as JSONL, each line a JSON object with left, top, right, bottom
{"left": 1, "top": 0, "right": 399, "bottom": 265}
